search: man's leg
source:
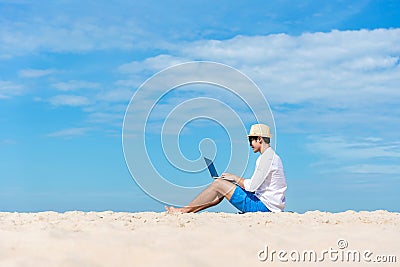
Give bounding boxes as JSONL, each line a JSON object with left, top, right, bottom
{"left": 165, "top": 179, "right": 237, "bottom": 213}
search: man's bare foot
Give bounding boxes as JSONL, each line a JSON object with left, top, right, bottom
{"left": 164, "top": 206, "right": 188, "bottom": 213}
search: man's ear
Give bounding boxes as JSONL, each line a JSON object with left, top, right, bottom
{"left": 258, "top": 137, "right": 262, "bottom": 143}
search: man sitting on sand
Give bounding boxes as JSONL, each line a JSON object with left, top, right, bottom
{"left": 165, "top": 123, "right": 287, "bottom": 213}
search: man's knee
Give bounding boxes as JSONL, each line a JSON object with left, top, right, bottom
{"left": 212, "top": 178, "right": 228, "bottom": 187}
{"left": 212, "top": 179, "right": 235, "bottom": 193}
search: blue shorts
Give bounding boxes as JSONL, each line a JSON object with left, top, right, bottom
{"left": 229, "top": 186, "right": 271, "bottom": 213}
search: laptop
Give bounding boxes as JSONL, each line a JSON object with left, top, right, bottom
{"left": 203, "top": 157, "right": 235, "bottom": 182}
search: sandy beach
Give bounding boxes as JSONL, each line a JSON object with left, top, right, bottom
{"left": 0, "top": 210, "right": 399, "bottom": 267}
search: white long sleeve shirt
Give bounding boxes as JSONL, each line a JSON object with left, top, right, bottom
{"left": 243, "top": 147, "right": 287, "bottom": 212}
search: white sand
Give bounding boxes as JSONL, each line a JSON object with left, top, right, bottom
{"left": 0, "top": 210, "right": 399, "bottom": 267}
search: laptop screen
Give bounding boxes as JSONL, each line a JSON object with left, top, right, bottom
{"left": 204, "top": 157, "right": 219, "bottom": 177}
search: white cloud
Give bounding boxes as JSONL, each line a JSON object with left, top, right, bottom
{"left": 307, "top": 136, "right": 400, "bottom": 161}
{"left": 306, "top": 135, "right": 400, "bottom": 175}
{"left": 0, "top": 1, "right": 376, "bottom": 59}
{"left": 0, "top": 20, "right": 138, "bottom": 57}
{"left": 119, "top": 62, "right": 275, "bottom": 143}
{"left": 363, "top": 137, "right": 383, "bottom": 143}
{"left": 47, "top": 127, "right": 92, "bottom": 138}
{"left": 341, "top": 56, "right": 399, "bottom": 71}
{"left": 48, "top": 95, "right": 90, "bottom": 107}
{"left": 343, "top": 164, "right": 400, "bottom": 175}
{"left": 52, "top": 80, "right": 100, "bottom": 91}
{"left": 113, "top": 29, "right": 399, "bottom": 141}
{"left": 95, "top": 88, "right": 133, "bottom": 102}
{"left": 114, "top": 29, "right": 400, "bottom": 116}
{"left": 28, "top": 29, "right": 399, "bottom": 143}
{"left": 114, "top": 79, "right": 142, "bottom": 88}
{"left": 118, "top": 55, "right": 189, "bottom": 73}
{"left": 0, "top": 81, "right": 24, "bottom": 99}
{"left": 1, "top": 139, "right": 17, "bottom": 145}
{"left": 86, "top": 112, "right": 123, "bottom": 126}
{"left": 176, "top": 29, "right": 400, "bottom": 107}
{"left": 18, "top": 68, "right": 55, "bottom": 78}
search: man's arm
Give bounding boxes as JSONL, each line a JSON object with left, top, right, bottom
{"left": 222, "top": 149, "right": 275, "bottom": 192}
{"left": 235, "top": 176, "right": 245, "bottom": 188}
{"left": 244, "top": 151, "right": 274, "bottom": 192}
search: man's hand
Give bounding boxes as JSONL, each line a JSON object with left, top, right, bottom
{"left": 221, "top": 173, "right": 245, "bottom": 188}
{"left": 221, "top": 173, "right": 239, "bottom": 183}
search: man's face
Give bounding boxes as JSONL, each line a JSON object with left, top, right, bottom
{"left": 249, "top": 136, "right": 262, "bottom": 153}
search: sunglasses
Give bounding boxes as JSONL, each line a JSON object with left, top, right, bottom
{"left": 248, "top": 137, "right": 259, "bottom": 143}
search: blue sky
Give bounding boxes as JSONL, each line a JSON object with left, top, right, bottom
{"left": 1, "top": 0, "right": 399, "bottom": 213}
